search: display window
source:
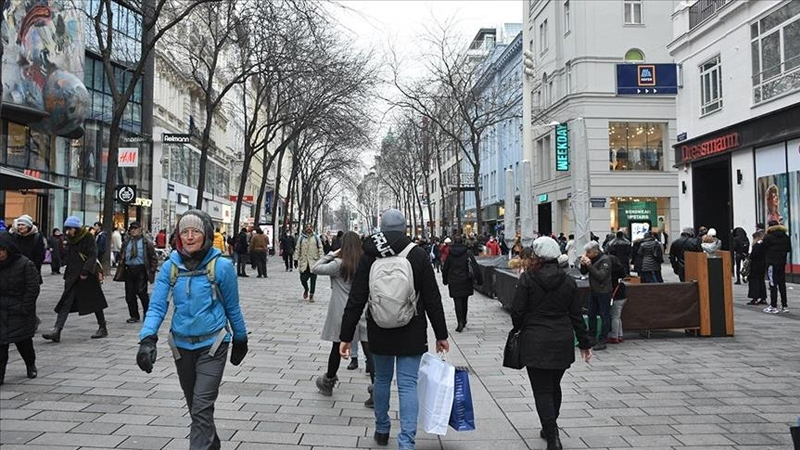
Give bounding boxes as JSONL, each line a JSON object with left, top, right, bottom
{"left": 608, "top": 122, "right": 667, "bottom": 171}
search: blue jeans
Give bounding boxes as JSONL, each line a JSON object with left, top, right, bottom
{"left": 372, "top": 354, "right": 422, "bottom": 450}
{"left": 588, "top": 293, "right": 611, "bottom": 342}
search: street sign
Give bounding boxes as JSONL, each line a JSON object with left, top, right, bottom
{"left": 115, "top": 185, "right": 136, "bottom": 204}
{"left": 616, "top": 64, "right": 678, "bottom": 95}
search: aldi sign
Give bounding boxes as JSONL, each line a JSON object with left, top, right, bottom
{"left": 616, "top": 63, "right": 678, "bottom": 95}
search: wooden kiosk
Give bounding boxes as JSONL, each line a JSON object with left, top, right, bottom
{"left": 685, "top": 251, "right": 734, "bottom": 337}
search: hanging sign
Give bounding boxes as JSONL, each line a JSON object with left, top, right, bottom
{"left": 555, "top": 123, "right": 569, "bottom": 172}
{"left": 118, "top": 148, "right": 139, "bottom": 167}
{"left": 115, "top": 185, "right": 136, "bottom": 204}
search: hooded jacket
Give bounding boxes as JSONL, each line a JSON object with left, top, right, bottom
{"left": 511, "top": 262, "right": 593, "bottom": 369}
{"left": 607, "top": 236, "right": 632, "bottom": 269}
{"left": 0, "top": 236, "right": 41, "bottom": 344}
{"left": 762, "top": 224, "right": 791, "bottom": 265}
{"left": 10, "top": 225, "right": 45, "bottom": 274}
{"left": 701, "top": 237, "right": 722, "bottom": 255}
{"left": 442, "top": 243, "right": 483, "bottom": 298}
{"left": 213, "top": 232, "right": 226, "bottom": 253}
{"left": 340, "top": 230, "right": 448, "bottom": 356}
{"left": 55, "top": 227, "right": 107, "bottom": 316}
{"left": 638, "top": 235, "right": 663, "bottom": 272}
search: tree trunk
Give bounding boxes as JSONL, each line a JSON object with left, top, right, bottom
{"left": 271, "top": 147, "right": 285, "bottom": 234}
{"left": 472, "top": 137, "right": 483, "bottom": 236}
{"left": 194, "top": 106, "right": 214, "bottom": 210}
{"left": 232, "top": 150, "right": 253, "bottom": 232}
{"left": 101, "top": 114, "right": 124, "bottom": 272}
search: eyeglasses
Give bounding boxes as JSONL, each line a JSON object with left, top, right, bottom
{"left": 180, "top": 229, "right": 203, "bottom": 237}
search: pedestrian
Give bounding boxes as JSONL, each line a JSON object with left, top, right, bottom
{"left": 430, "top": 237, "right": 442, "bottom": 273}
{"left": 656, "top": 228, "right": 669, "bottom": 251}
{"left": 136, "top": 210, "right": 248, "bottom": 450}
{"left": 10, "top": 214, "right": 45, "bottom": 281}
{"left": 155, "top": 228, "right": 168, "bottom": 250}
{"left": 701, "top": 228, "right": 722, "bottom": 254}
{"left": 669, "top": 227, "right": 700, "bottom": 282}
{"left": 731, "top": 227, "right": 750, "bottom": 284}
{"left": 312, "top": 231, "right": 374, "bottom": 406}
{"left": 0, "top": 235, "right": 41, "bottom": 385}
{"left": 637, "top": 231, "right": 664, "bottom": 283}
{"left": 486, "top": 236, "right": 501, "bottom": 256}
{"left": 42, "top": 216, "right": 108, "bottom": 342}
{"left": 601, "top": 233, "right": 615, "bottom": 253}
{"left": 92, "top": 222, "right": 108, "bottom": 263}
{"left": 440, "top": 237, "right": 452, "bottom": 263}
{"left": 250, "top": 227, "right": 269, "bottom": 278}
{"left": 564, "top": 234, "right": 576, "bottom": 266}
{"left": 322, "top": 232, "right": 332, "bottom": 254}
{"left": 211, "top": 228, "right": 224, "bottom": 254}
{"left": 579, "top": 241, "right": 612, "bottom": 351}
{"left": 234, "top": 227, "right": 250, "bottom": 277}
{"left": 442, "top": 235, "right": 483, "bottom": 332}
{"left": 339, "top": 208, "right": 449, "bottom": 449}
{"left": 746, "top": 230, "right": 767, "bottom": 306}
{"left": 330, "top": 230, "right": 343, "bottom": 252}
{"left": 606, "top": 231, "right": 632, "bottom": 276}
{"left": 510, "top": 238, "right": 593, "bottom": 450}
{"left": 113, "top": 222, "right": 158, "bottom": 324}
{"left": 293, "top": 224, "right": 324, "bottom": 302}
{"left": 111, "top": 227, "right": 123, "bottom": 267}
{"left": 0, "top": 219, "right": 6, "bottom": 232}
{"left": 280, "top": 231, "right": 296, "bottom": 272}
{"left": 762, "top": 220, "right": 791, "bottom": 314}
{"left": 606, "top": 254, "right": 628, "bottom": 344}
{"left": 47, "top": 228, "right": 65, "bottom": 275}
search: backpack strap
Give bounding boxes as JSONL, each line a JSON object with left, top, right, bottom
{"left": 398, "top": 242, "right": 416, "bottom": 258}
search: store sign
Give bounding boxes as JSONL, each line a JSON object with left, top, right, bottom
{"left": 680, "top": 132, "right": 739, "bottom": 163}
{"left": 163, "top": 133, "right": 191, "bottom": 144}
{"left": 616, "top": 63, "right": 679, "bottom": 95}
{"left": 617, "top": 201, "right": 657, "bottom": 227}
{"left": 537, "top": 193, "right": 548, "bottom": 202}
{"left": 115, "top": 185, "right": 136, "bottom": 204}
{"left": 134, "top": 197, "right": 152, "bottom": 207}
{"left": 118, "top": 147, "right": 139, "bottom": 167}
{"left": 222, "top": 205, "right": 232, "bottom": 223}
{"left": 555, "top": 123, "right": 569, "bottom": 172}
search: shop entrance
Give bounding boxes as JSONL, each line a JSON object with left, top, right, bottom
{"left": 692, "top": 156, "right": 732, "bottom": 250}
{"left": 538, "top": 202, "right": 552, "bottom": 236}
{"left": 3, "top": 191, "right": 49, "bottom": 232}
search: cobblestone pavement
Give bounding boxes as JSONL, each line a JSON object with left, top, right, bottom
{"left": 1, "top": 258, "right": 799, "bottom": 449}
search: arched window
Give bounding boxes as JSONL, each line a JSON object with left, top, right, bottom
{"left": 625, "top": 48, "right": 645, "bottom": 61}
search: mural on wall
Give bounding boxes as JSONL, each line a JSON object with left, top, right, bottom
{"left": 2, "top": 0, "right": 89, "bottom": 137}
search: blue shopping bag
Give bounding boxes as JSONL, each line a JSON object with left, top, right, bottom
{"left": 448, "top": 367, "right": 475, "bottom": 431}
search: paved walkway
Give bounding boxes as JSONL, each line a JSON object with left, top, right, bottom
{"left": 1, "top": 257, "right": 799, "bottom": 449}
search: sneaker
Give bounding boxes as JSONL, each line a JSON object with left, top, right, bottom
{"left": 606, "top": 337, "right": 621, "bottom": 344}
{"left": 763, "top": 306, "right": 780, "bottom": 314}
{"left": 781, "top": 307, "right": 790, "bottom": 313}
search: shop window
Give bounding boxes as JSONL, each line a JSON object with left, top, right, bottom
{"left": 700, "top": 56, "right": 723, "bottom": 115}
{"left": 751, "top": 2, "right": 800, "bottom": 103}
{"left": 608, "top": 122, "right": 666, "bottom": 171}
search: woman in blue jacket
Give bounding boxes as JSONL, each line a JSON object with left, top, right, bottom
{"left": 136, "top": 210, "right": 248, "bottom": 450}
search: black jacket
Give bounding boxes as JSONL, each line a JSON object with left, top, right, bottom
{"left": 638, "top": 236, "right": 663, "bottom": 272}
{"left": 731, "top": 228, "right": 750, "bottom": 257}
{"left": 12, "top": 229, "right": 45, "bottom": 274}
{"left": 748, "top": 239, "right": 767, "bottom": 276}
{"left": 511, "top": 262, "right": 593, "bottom": 370}
{"left": 763, "top": 224, "right": 791, "bottom": 265}
{"left": 234, "top": 232, "right": 249, "bottom": 254}
{"left": 340, "top": 231, "right": 448, "bottom": 356}
{"left": 442, "top": 244, "right": 482, "bottom": 298}
{"left": 0, "top": 244, "right": 41, "bottom": 345}
{"left": 579, "top": 253, "right": 612, "bottom": 294}
{"left": 55, "top": 228, "right": 107, "bottom": 316}
{"left": 279, "top": 235, "right": 295, "bottom": 254}
{"left": 607, "top": 237, "right": 632, "bottom": 268}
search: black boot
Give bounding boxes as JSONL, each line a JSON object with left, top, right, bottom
{"left": 42, "top": 328, "right": 62, "bottom": 343}
{"left": 347, "top": 358, "right": 359, "bottom": 370}
{"left": 543, "top": 423, "right": 562, "bottom": 450}
{"left": 91, "top": 325, "right": 108, "bottom": 339}
{"left": 26, "top": 365, "right": 38, "bottom": 379}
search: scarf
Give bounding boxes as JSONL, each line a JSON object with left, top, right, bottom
{"left": 66, "top": 227, "right": 90, "bottom": 246}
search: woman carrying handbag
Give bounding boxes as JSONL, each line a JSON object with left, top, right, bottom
{"left": 509, "top": 237, "right": 593, "bottom": 450}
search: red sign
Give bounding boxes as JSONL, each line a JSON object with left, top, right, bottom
{"left": 23, "top": 169, "right": 42, "bottom": 178}
{"left": 229, "top": 195, "right": 254, "bottom": 202}
{"left": 681, "top": 132, "right": 739, "bottom": 163}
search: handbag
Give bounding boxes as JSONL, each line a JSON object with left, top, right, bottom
{"left": 417, "top": 352, "right": 455, "bottom": 435}
{"left": 449, "top": 367, "right": 476, "bottom": 431}
{"left": 503, "top": 329, "right": 523, "bottom": 369}
{"left": 44, "top": 249, "right": 52, "bottom": 264}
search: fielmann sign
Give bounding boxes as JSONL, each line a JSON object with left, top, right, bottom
{"left": 555, "top": 123, "right": 569, "bottom": 171}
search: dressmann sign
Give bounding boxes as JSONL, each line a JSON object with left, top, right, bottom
{"left": 555, "top": 123, "right": 570, "bottom": 171}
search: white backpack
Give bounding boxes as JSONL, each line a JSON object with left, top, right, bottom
{"left": 368, "top": 242, "right": 418, "bottom": 328}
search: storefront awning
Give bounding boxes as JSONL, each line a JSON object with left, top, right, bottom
{"left": 0, "top": 167, "right": 69, "bottom": 191}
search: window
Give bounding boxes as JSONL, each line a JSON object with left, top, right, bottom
{"left": 700, "top": 56, "right": 723, "bottom": 115}
{"left": 564, "top": 0, "right": 570, "bottom": 33}
{"left": 548, "top": 80, "right": 554, "bottom": 104}
{"left": 608, "top": 122, "right": 667, "bottom": 171}
{"left": 624, "top": 0, "right": 643, "bottom": 24}
{"left": 539, "top": 19, "right": 548, "bottom": 53}
{"left": 565, "top": 62, "right": 572, "bottom": 94}
{"left": 542, "top": 73, "right": 549, "bottom": 106}
{"left": 751, "top": 1, "right": 800, "bottom": 103}
{"left": 624, "top": 48, "right": 645, "bottom": 61}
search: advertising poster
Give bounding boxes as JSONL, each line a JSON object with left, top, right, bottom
{"left": 756, "top": 174, "right": 789, "bottom": 227}
{"left": 629, "top": 221, "right": 651, "bottom": 242}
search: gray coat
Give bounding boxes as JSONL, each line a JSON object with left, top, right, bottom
{"left": 312, "top": 252, "right": 367, "bottom": 342}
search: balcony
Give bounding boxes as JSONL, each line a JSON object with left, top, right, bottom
{"left": 689, "top": 0, "right": 732, "bottom": 30}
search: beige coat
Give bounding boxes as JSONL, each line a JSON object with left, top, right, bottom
{"left": 293, "top": 233, "right": 323, "bottom": 271}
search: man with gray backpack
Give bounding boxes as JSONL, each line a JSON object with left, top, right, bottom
{"left": 339, "top": 208, "right": 449, "bottom": 449}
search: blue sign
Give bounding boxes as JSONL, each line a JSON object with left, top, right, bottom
{"left": 264, "top": 191, "right": 273, "bottom": 214}
{"left": 616, "top": 63, "right": 678, "bottom": 95}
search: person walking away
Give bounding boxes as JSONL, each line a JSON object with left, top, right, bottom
{"left": 564, "top": 234, "right": 576, "bottom": 267}
{"left": 656, "top": 228, "right": 669, "bottom": 252}
{"left": 442, "top": 235, "right": 483, "bottom": 332}
{"left": 669, "top": 228, "right": 700, "bottom": 282}
{"left": 47, "top": 229, "right": 65, "bottom": 275}
{"left": 136, "top": 210, "right": 248, "bottom": 450}
{"left": 330, "top": 230, "right": 343, "bottom": 252}
{"left": 430, "top": 238, "right": 442, "bottom": 273}
{"left": 42, "top": 216, "right": 108, "bottom": 342}
{"left": 601, "top": 233, "right": 615, "bottom": 253}
{"left": 280, "top": 232, "right": 296, "bottom": 272}
{"left": 606, "top": 231, "right": 632, "bottom": 276}
{"left": 113, "top": 222, "right": 158, "bottom": 324}
{"left": 250, "top": 228, "right": 269, "bottom": 278}
{"left": 762, "top": 220, "right": 791, "bottom": 314}
{"left": 322, "top": 233, "right": 332, "bottom": 254}
{"left": 312, "top": 231, "right": 374, "bottom": 405}
{"left": 339, "top": 209, "right": 449, "bottom": 449}
{"left": 746, "top": 230, "right": 767, "bottom": 306}
{"left": 637, "top": 231, "right": 664, "bottom": 283}
{"left": 731, "top": 227, "right": 750, "bottom": 284}
{"left": 579, "top": 241, "right": 612, "bottom": 350}
{"left": 110, "top": 228, "right": 123, "bottom": 267}
{"left": 511, "top": 238, "right": 593, "bottom": 450}
{"left": 294, "top": 224, "right": 324, "bottom": 302}
{"left": 0, "top": 235, "right": 41, "bottom": 385}
{"left": 606, "top": 254, "right": 628, "bottom": 344}
{"left": 10, "top": 214, "right": 45, "bottom": 282}
{"left": 155, "top": 229, "right": 168, "bottom": 250}
{"left": 92, "top": 222, "right": 108, "bottom": 264}
{"left": 234, "top": 227, "right": 250, "bottom": 277}
{"left": 211, "top": 228, "right": 225, "bottom": 254}
{"left": 701, "top": 228, "right": 722, "bottom": 255}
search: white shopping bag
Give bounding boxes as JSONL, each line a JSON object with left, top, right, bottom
{"left": 417, "top": 352, "right": 455, "bottom": 435}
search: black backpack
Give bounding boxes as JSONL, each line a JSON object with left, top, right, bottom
{"left": 608, "top": 254, "right": 626, "bottom": 281}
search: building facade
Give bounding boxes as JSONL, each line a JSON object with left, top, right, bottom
{"left": 669, "top": 0, "right": 800, "bottom": 277}
{"left": 523, "top": 0, "right": 680, "bottom": 241}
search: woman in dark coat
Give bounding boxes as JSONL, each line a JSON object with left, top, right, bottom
{"left": 442, "top": 235, "right": 483, "bottom": 333}
{"left": 0, "top": 235, "right": 41, "bottom": 384}
{"left": 47, "top": 228, "right": 65, "bottom": 275}
{"left": 746, "top": 230, "right": 767, "bottom": 305}
{"left": 42, "top": 216, "right": 108, "bottom": 343}
{"left": 731, "top": 227, "right": 750, "bottom": 285}
{"left": 511, "top": 237, "right": 593, "bottom": 450}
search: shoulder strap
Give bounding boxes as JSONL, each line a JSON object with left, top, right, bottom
{"left": 398, "top": 242, "right": 416, "bottom": 258}
{"left": 169, "top": 261, "right": 179, "bottom": 286}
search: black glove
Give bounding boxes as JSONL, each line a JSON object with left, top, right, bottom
{"left": 230, "top": 338, "right": 248, "bottom": 366}
{"left": 136, "top": 335, "right": 158, "bottom": 373}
